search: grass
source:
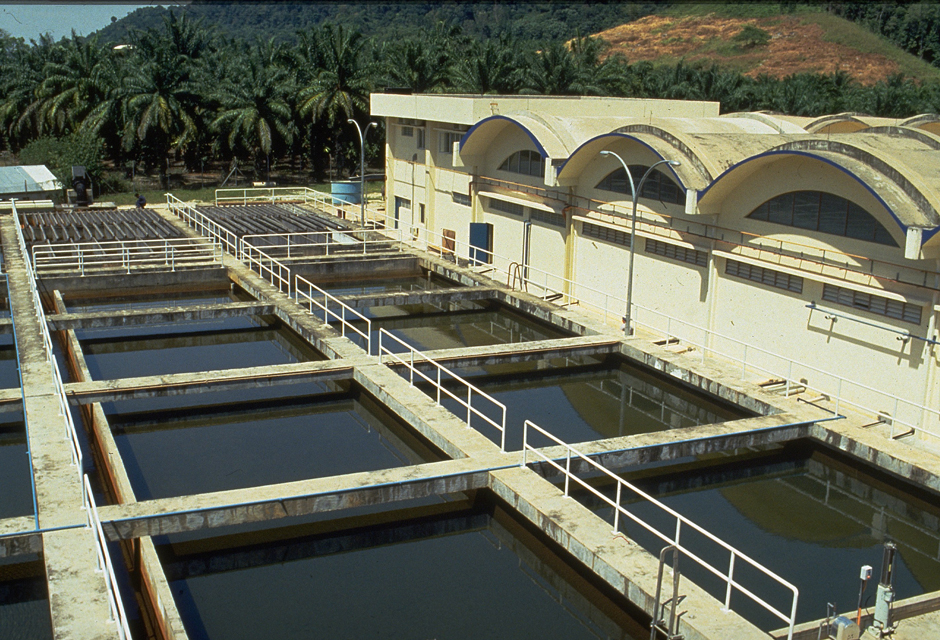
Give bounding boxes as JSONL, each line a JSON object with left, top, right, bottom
{"left": 802, "top": 12, "right": 940, "bottom": 82}
{"left": 662, "top": 3, "right": 821, "bottom": 20}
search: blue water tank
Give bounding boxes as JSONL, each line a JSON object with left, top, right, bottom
{"left": 331, "top": 181, "right": 361, "bottom": 206}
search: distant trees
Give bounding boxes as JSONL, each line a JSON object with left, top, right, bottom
{"left": 830, "top": 2, "right": 940, "bottom": 67}
{"left": 3, "top": 11, "right": 940, "bottom": 193}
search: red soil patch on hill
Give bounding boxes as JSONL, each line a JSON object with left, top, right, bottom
{"left": 593, "top": 15, "right": 900, "bottom": 85}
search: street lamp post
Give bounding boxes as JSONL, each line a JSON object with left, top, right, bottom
{"left": 348, "top": 119, "right": 377, "bottom": 225}
{"left": 599, "top": 150, "right": 680, "bottom": 336}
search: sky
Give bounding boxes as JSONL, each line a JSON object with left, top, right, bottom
{"left": 0, "top": 2, "right": 177, "bottom": 41}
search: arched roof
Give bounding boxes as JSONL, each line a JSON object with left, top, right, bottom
{"left": 459, "top": 114, "right": 571, "bottom": 159}
{"left": 803, "top": 113, "right": 871, "bottom": 134}
{"left": 698, "top": 149, "right": 939, "bottom": 240}
{"left": 554, "top": 132, "right": 703, "bottom": 190}
{"left": 861, "top": 126, "right": 940, "bottom": 151}
{"left": 719, "top": 112, "right": 809, "bottom": 134}
{"left": 901, "top": 114, "right": 940, "bottom": 136}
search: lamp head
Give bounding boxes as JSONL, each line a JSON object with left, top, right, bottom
{"left": 347, "top": 118, "right": 355, "bottom": 124}
{"left": 667, "top": 160, "right": 681, "bottom": 166}
{"left": 600, "top": 150, "right": 612, "bottom": 156}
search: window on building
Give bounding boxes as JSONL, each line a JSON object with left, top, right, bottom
{"left": 488, "top": 198, "right": 524, "bottom": 216}
{"left": 583, "top": 222, "right": 630, "bottom": 247}
{"left": 416, "top": 128, "right": 425, "bottom": 150}
{"left": 747, "top": 191, "right": 897, "bottom": 246}
{"left": 439, "top": 131, "right": 462, "bottom": 154}
{"left": 530, "top": 209, "right": 565, "bottom": 228}
{"left": 498, "top": 150, "right": 543, "bottom": 178}
{"left": 725, "top": 259, "right": 803, "bottom": 294}
{"left": 822, "top": 284, "right": 922, "bottom": 324}
{"left": 596, "top": 165, "right": 686, "bottom": 206}
{"left": 419, "top": 203, "right": 426, "bottom": 224}
{"left": 452, "top": 192, "right": 471, "bottom": 207}
{"left": 646, "top": 238, "right": 707, "bottom": 267}
{"left": 401, "top": 126, "right": 413, "bottom": 137}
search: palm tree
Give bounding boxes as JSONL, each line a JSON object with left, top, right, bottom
{"left": 210, "top": 49, "right": 296, "bottom": 178}
{"left": 0, "top": 33, "right": 59, "bottom": 149}
{"left": 35, "top": 33, "right": 116, "bottom": 136}
{"left": 453, "top": 35, "right": 522, "bottom": 94}
{"left": 523, "top": 38, "right": 616, "bottom": 96}
{"left": 297, "top": 24, "right": 375, "bottom": 127}
{"left": 297, "top": 24, "right": 377, "bottom": 174}
{"left": 384, "top": 38, "right": 452, "bottom": 93}
{"left": 119, "top": 11, "right": 216, "bottom": 184}
{"left": 522, "top": 42, "right": 582, "bottom": 95}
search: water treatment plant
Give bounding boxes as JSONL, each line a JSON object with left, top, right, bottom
{"left": 3, "top": 94, "right": 940, "bottom": 640}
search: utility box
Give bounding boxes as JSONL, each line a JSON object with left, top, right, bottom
{"left": 832, "top": 616, "right": 860, "bottom": 640}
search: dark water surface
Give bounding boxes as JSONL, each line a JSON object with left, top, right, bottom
{"left": 79, "top": 315, "right": 323, "bottom": 379}
{"left": 351, "top": 300, "right": 571, "bottom": 354}
{"left": 64, "top": 287, "right": 254, "bottom": 312}
{"left": 575, "top": 442, "right": 940, "bottom": 631}
{"left": 0, "top": 411, "right": 31, "bottom": 519}
{"left": 436, "top": 356, "right": 746, "bottom": 451}
{"left": 0, "top": 333, "right": 19, "bottom": 389}
{"left": 317, "top": 273, "right": 453, "bottom": 297}
{"left": 109, "top": 383, "right": 439, "bottom": 500}
{"left": 0, "top": 558, "right": 53, "bottom": 640}
{"left": 159, "top": 499, "right": 644, "bottom": 640}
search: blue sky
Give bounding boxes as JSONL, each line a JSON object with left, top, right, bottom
{"left": 0, "top": 3, "right": 178, "bottom": 41}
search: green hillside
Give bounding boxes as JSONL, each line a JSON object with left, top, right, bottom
{"left": 94, "top": 1, "right": 664, "bottom": 45}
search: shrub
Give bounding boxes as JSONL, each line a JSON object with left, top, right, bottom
{"left": 733, "top": 24, "right": 771, "bottom": 49}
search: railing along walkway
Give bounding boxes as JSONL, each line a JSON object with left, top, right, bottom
{"left": 522, "top": 419, "right": 799, "bottom": 640}
{"left": 378, "top": 328, "right": 507, "bottom": 452}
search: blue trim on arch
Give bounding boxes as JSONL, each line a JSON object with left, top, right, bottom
{"left": 556, "top": 132, "right": 686, "bottom": 189}
{"left": 698, "top": 149, "right": 937, "bottom": 240}
{"left": 458, "top": 115, "right": 549, "bottom": 158}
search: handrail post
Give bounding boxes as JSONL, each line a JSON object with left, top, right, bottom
{"left": 564, "top": 448, "right": 571, "bottom": 496}
{"left": 724, "top": 552, "right": 736, "bottom": 610}
{"left": 466, "top": 386, "right": 472, "bottom": 425}
{"left": 613, "top": 482, "right": 622, "bottom": 534}
{"left": 522, "top": 422, "right": 528, "bottom": 466}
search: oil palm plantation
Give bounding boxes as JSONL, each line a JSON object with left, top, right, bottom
{"left": 119, "top": 12, "right": 216, "bottom": 184}
{"left": 297, "top": 24, "right": 378, "bottom": 174}
{"left": 453, "top": 36, "right": 522, "bottom": 94}
{"left": 34, "top": 33, "right": 115, "bottom": 136}
{"left": 210, "top": 50, "right": 297, "bottom": 178}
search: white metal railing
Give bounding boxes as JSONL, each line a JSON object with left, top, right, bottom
{"left": 214, "top": 187, "right": 388, "bottom": 225}
{"left": 215, "top": 186, "right": 317, "bottom": 205}
{"left": 476, "top": 174, "right": 940, "bottom": 293}
{"left": 242, "top": 228, "right": 404, "bottom": 259}
{"left": 295, "top": 274, "right": 371, "bottom": 353}
{"left": 626, "top": 303, "right": 940, "bottom": 441}
{"left": 9, "top": 202, "right": 83, "bottom": 480}
{"left": 401, "top": 226, "right": 940, "bottom": 443}
{"left": 82, "top": 474, "right": 132, "bottom": 640}
{"left": 378, "top": 328, "right": 507, "bottom": 451}
{"left": 166, "top": 193, "right": 240, "bottom": 256}
{"left": 31, "top": 238, "right": 222, "bottom": 276}
{"left": 3, "top": 272, "right": 40, "bottom": 531}
{"left": 240, "top": 242, "right": 292, "bottom": 295}
{"left": 522, "top": 419, "right": 799, "bottom": 640}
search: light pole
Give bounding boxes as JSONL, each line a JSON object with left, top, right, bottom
{"left": 348, "top": 119, "right": 377, "bottom": 225}
{"left": 599, "top": 150, "right": 680, "bottom": 336}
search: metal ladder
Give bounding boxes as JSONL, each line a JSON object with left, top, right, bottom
{"left": 650, "top": 545, "right": 685, "bottom": 640}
